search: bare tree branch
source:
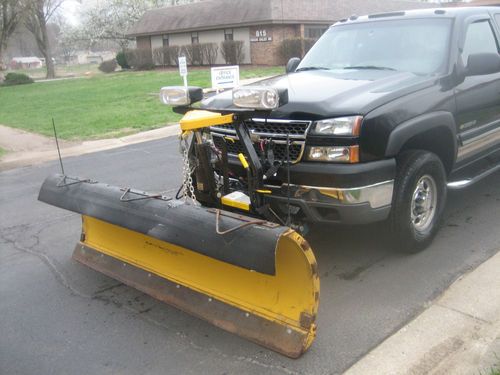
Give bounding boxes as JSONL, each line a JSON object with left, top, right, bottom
{"left": 24, "top": 0, "right": 64, "bottom": 78}
{"left": 0, "top": 0, "right": 29, "bottom": 64}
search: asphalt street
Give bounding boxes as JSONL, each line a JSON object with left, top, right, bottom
{"left": 1, "top": 137, "right": 499, "bottom": 375}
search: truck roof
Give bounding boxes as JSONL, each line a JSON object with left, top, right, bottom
{"left": 334, "top": 6, "right": 500, "bottom": 26}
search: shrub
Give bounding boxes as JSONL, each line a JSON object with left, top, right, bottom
{"left": 153, "top": 46, "right": 181, "bottom": 66}
{"left": 220, "top": 40, "right": 245, "bottom": 65}
{"left": 2, "top": 72, "right": 34, "bottom": 86}
{"left": 279, "top": 38, "right": 317, "bottom": 63}
{"left": 166, "top": 46, "right": 181, "bottom": 66}
{"left": 181, "top": 44, "right": 203, "bottom": 66}
{"left": 125, "top": 48, "right": 154, "bottom": 70}
{"left": 200, "top": 43, "right": 218, "bottom": 65}
{"left": 98, "top": 59, "right": 117, "bottom": 73}
{"left": 116, "top": 51, "right": 130, "bottom": 69}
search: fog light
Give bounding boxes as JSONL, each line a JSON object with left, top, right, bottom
{"left": 306, "top": 146, "right": 359, "bottom": 163}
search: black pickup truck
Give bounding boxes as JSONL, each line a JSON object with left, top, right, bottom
{"left": 174, "top": 7, "right": 500, "bottom": 253}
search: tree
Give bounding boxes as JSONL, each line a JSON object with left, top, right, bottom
{"left": 25, "top": 0, "right": 64, "bottom": 79}
{"left": 79, "top": 0, "right": 200, "bottom": 50}
{"left": 0, "top": 0, "right": 27, "bottom": 65}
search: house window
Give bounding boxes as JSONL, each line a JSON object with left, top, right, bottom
{"left": 163, "top": 35, "right": 169, "bottom": 47}
{"left": 191, "top": 32, "right": 199, "bottom": 44}
{"left": 305, "top": 26, "right": 328, "bottom": 40}
{"left": 224, "top": 29, "right": 233, "bottom": 41}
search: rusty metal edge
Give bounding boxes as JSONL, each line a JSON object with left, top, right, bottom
{"left": 73, "top": 243, "right": 311, "bottom": 358}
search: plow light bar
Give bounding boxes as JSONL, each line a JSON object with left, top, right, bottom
{"left": 232, "top": 87, "right": 287, "bottom": 110}
{"left": 159, "top": 86, "right": 203, "bottom": 106}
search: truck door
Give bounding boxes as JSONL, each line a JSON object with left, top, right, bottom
{"left": 454, "top": 17, "right": 500, "bottom": 165}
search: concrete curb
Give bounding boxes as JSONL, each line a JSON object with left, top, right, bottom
{"left": 344, "top": 251, "right": 500, "bottom": 375}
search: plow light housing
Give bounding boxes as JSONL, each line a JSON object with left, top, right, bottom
{"left": 232, "top": 87, "right": 287, "bottom": 110}
{"left": 159, "top": 86, "right": 203, "bottom": 106}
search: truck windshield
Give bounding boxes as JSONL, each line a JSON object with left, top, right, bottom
{"left": 299, "top": 18, "right": 453, "bottom": 75}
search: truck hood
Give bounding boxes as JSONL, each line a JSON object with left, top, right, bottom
{"left": 201, "top": 69, "right": 438, "bottom": 119}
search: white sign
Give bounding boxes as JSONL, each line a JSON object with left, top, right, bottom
{"left": 178, "top": 56, "right": 187, "bottom": 77}
{"left": 211, "top": 65, "right": 240, "bottom": 89}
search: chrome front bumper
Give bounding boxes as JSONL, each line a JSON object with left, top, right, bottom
{"left": 265, "top": 180, "right": 394, "bottom": 224}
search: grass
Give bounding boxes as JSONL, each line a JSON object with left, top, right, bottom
{"left": 0, "top": 147, "right": 5, "bottom": 159}
{"left": 0, "top": 66, "right": 283, "bottom": 140}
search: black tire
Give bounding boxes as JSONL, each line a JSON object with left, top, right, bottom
{"left": 389, "top": 150, "right": 447, "bottom": 253}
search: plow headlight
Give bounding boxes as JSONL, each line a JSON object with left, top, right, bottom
{"left": 160, "top": 86, "right": 189, "bottom": 106}
{"left": 159, "top": 86, "right": 204, "bottom": 106}
{"left": 232, "top": 87, "right": 283, "bottom": 110}
{"left": 310, "top": 116, "right": 363, "bottom": 136}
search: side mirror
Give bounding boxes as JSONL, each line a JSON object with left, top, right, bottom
{"left": 286, "top": 57, "right": 301, "bottom": 74}
{"left": 466, "top": 53, "right": 500, "bottom": 76}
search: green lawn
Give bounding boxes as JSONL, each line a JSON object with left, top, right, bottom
{"left": 0, "top": 66, "right": 283, "bottom": 140}
{"left": 0, "top": 147, "right": 5, "bottom": 159}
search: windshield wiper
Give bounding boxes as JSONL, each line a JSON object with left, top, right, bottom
{"left": 295, "top": 66, "right": 330, "bottom": 72}
{"left": 343, "top": 65, "right": 397, "bottom": 71}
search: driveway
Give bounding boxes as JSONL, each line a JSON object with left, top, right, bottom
{"left": 1, "top": 137, "right": 499, "bottom": 375}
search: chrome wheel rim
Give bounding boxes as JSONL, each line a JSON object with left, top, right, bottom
{"left": 410, "top": 174, "right": 437, "bottom": 232}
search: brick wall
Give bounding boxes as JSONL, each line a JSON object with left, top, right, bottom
{"left": 249, "top": 24, "right": 300, "bottom": 65}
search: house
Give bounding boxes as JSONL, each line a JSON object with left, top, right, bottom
{"left": 9, "top": 57, "right": 43, "bottom": 69}
{"left": 127, "top": 0, "right": 434, "bottom": 66}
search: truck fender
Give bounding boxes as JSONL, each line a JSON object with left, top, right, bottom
{"left": 385, "top": 111, "right": 457, "bottom": 163}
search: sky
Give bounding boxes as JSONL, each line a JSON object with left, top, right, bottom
{"left": 59, "top": 0, "right": 98, "bottom": 25}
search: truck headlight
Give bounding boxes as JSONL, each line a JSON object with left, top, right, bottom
{"left": 310, "top": 116, "right": 363, "bottom": 136}
{"left": 232, "top": 87, "right": 280, "bottom": 110}
{"left": 306, "top": 146, "right": 359, "bottom": 163}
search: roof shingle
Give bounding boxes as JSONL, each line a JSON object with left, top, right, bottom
{"left": 127, "top": 0, "right": 434, "bottom": 37}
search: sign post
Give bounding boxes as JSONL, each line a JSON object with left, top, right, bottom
{"left": 178, "top": 56, "right": 188, "bottom": 89}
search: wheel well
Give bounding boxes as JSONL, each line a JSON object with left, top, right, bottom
{"left": 399, "top": 127, "right": 455, "bottom": 175}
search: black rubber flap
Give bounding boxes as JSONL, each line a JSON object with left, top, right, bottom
{"left": 38, "top": 174, "right": 287, "bottom": 275}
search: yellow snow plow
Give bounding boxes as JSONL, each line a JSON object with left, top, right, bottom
{"left": 38, "top": 86, "right": 320, "bottom": 357}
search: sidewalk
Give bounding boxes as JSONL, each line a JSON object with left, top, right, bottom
{"left": 345, "top": 251, "right": 500, "bottom": 375}
{"left": 0, "top": 124, "right": 181, "bottom": 171}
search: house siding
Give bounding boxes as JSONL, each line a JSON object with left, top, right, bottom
{"left": 233, "top": 27, "right": 251, "bottom": 64}
{"left": 136, "top": 36, "right": 151, "bottom": 50}
{"left": 198, "top": 29, "right": 226, "bottom": 64}
{"left": 170, "top": 33, "right": 192, "bottom": 46}
{"left": 139, "top": 23, "right": 313, "bottom": 66}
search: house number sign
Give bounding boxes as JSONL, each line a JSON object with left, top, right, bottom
{"left": 251, "top": 29, "right": 272, "bottom": 42}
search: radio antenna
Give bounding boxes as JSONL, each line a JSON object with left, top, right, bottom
{"left": 52, "top": 118, "right": 65, "bottom": 175}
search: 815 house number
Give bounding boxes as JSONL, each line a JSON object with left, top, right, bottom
{"left": 251, "top": 29, "right": 272, "bottom": 42}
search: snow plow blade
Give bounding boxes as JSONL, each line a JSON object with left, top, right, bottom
{"left": 38, "top": 174, "right": 319, "bottom": 357}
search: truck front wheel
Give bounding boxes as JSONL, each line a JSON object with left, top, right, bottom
{"left": 389, "top": 150, "right": 447, "bottom": 253}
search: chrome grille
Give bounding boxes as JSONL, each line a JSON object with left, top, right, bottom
{"left": 210, "top": 118, "right": 311, "bottom": 163}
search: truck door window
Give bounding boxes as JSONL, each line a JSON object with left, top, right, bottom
{"left": 462, "top": 20, "right": 499, "bottom": 66}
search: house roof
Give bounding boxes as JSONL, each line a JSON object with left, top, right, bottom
{"left": 127, "top": 0, "right": 434, "bottom": 37}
